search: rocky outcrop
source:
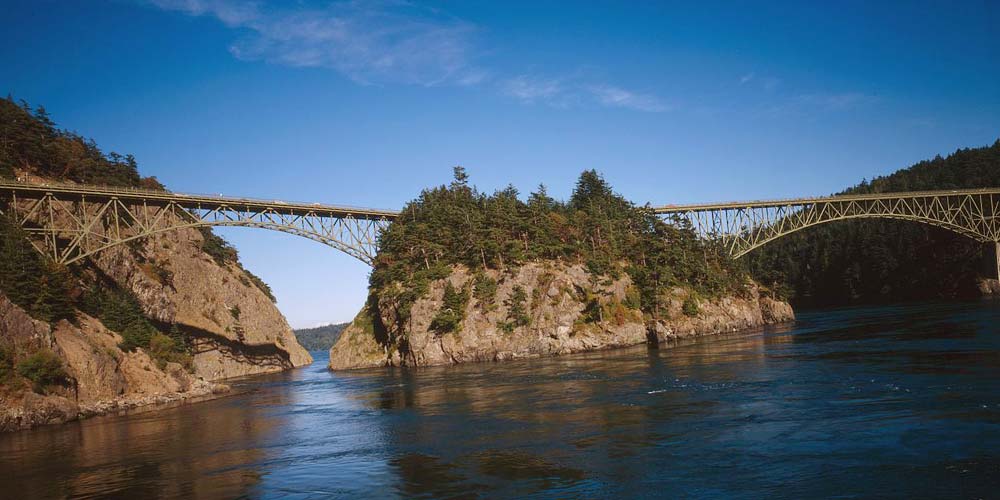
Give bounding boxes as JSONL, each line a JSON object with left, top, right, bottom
{"left": 329, "top": 263, "right": 794, "bottom": 370}
{"left": 978, "top": 279, "right": 1000, "bottom": 297}
{"left": 0, "top": 295, "right": 228, "bottom": 432}
{"left": 91, "top": 227, "right": 311, "bottom": 379}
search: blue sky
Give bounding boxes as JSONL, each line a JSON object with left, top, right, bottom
{"left": 2, "top": 0, "right": 998, "bottom": 327}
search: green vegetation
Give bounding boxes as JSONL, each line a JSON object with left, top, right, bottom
{"left": 0, "top": 96, "right": 160, "bottom": 188}
{"left": 682, "top": 296, "right": 700, "bottom": 317}
{"left": 293, "top": 322, "right": 350, "bottom": 351}
{"left": 472, "top": 272, "right": 498, "bottom": 310}
{"left": 0, "top": 346, "right": 14, "bottom": 384}
{"left": 200, "top": 227, "right": 278, "bottom": 302}
{"left": 198, "top": 227, "right": 240, "bottom": 266}
{"left": 80, "top": 286, "right": 192, "bottom": 369}
{"left": 242, "top": 269, "right": 276, "bottom": 303}
{"left": 16, "top": 349, "right": 68, "bottom": 392}
{"left": 499, "top": 285, "right": 531, "bottom": 333}
{"left": 430, "top": 282, "right": 471, "bottom": 334}
{"left": 147, "top": 333, "right": 193, "bottom": 371}
{"left": 748, "top": 141, "right": 1000, "bottom": 306}
{"left": 369, "top": 167, "right": 744, "bottom": 333}
{"left": 0, "top": 215, "right": 75, "bottom": 322}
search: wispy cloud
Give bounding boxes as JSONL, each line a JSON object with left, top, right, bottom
{"left": 739, "top": 72, "right": 780, "bottom": 90}
{"left": 148, "top": 0, "right": 481, "bottom": 86}
{"left": 793, "top": 92, "right": 878, "bottom": 110}
{"left": 146, "top": 1, "right": 669, "bottom": 112}
{"left": 150, "top": 0, "right": 260, "bottom": 26}
{"left": 501, "top": 76, "right": 667, "bottom": 112}
{"left": 586, "top": 85, "right": 669, "bottom": 112}
{"left": 761, "top": 90, "right": 880, "bottom": 116}
{"left": 501, "top": 75, "right": 564, "bottom": 103}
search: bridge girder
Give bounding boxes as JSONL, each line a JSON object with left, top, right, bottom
{"left": 0, "top": 181, "right": 397, "bottom": 266}
{"left": 656, "top": 190, "right": 1000, "bottom": 262}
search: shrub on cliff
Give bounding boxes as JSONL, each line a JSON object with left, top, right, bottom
{"left": 0, "top": 346, "right": 13, "bottom": 384}
{"left": 16, "top": 349, "right": 68, "bottom": 392}
{"left": 147, "top": 333, "right": 193, "bottom": 371}
{"left": 80, "top": 286, "right": 189, "bottom": 370}
{"left": 430, "top": 282, "right": 470, "bottom": 334}
{"left": 682, "top": 296, "right": 700, "bottom": 317}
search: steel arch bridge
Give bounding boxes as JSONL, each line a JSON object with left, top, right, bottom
{"left": 654, "top": 188, "right": 1000, "bottom": 278}
{"left": 2, "top": 180, "right": 1000, "bottom": 278}
{"left": 0, "top": 180, "right": 398, "bottom": 266}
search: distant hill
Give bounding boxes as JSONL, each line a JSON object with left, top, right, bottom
{"left": 294, "top": 323, "right": 350, "bottom": 351}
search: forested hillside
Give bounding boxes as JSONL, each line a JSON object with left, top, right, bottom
{"left": 747, "top": 141, "right": 1000, "bottom": 306}
{"left": 294, "top": 323, "right": 349, "bottom": 351}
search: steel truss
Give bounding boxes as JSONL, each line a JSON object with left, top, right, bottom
{"left": 0, "top": 180, "right": 398, "bottom": 266}
{"left": 655, "top": 189, "right": 1000, "bottom": 266}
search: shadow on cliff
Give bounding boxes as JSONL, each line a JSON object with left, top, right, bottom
{"left": 183, "top": 324, "right": 293, "bottom": 370}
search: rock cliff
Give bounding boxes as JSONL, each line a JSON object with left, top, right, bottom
{"left": 0, "top": 294, "right": 226, "bottom": 431}
{"left": 1, "top": 178, "right": 311, "bottom": 432}
{"left": 329, "top": 263, "right": 793, "bottom": 370}
{"left": 90, "top": 227, "right": 311, "bottom": 378}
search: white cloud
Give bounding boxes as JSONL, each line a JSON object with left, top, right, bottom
{"left": 149, "top": 0, "right": 261, "bottom": 27}
{"left": 501, "top": 75, "right": 564, "bottom": 102}
{"left": 147, "top": 0, "right": 482, "bottom": 86}
{"left": 739, "top": 72, "right": 780, "bottom": 90}
{"left": 586, "top": 85, "right": 669, "bottom": 112}
{"left": 146, "top": 1, "right": 669, "bottom": 112}
{"left": 501, "top": 76, "right": 667, "bottom": 112}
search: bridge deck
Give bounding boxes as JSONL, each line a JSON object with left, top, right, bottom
{"left": 654, "top": 188, "right": 1000, "bottom": 213}
{"left": 0, "top": 180, "right": 400, "bottom": 220}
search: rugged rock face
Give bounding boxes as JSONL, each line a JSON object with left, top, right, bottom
{"left": 1, "top": 176, "right": 311, "bottom": 432}
{"left": 978, "top": 279, "right": 1000, "bottom": 296}
{"left": 0, "top": 295, "right": 227, "bottom": 432}
{"left": 329, "top": 263, "right": 794, "bottom": 370}
{"left": 91, "top": 227, "right": 311, "bottom": 379}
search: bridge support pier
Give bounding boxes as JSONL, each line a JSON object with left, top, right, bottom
{"left": 995, "top": 241, "right": 1000, "bottom": 283}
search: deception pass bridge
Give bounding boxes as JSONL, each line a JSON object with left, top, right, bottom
{"left": 2, "top": 180, "right": 999, "bottom": 278}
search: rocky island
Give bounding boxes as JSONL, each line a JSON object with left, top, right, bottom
{"left": 330, "top": 168, "right": 793, "bottom": 369}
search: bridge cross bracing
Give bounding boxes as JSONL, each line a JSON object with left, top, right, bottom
{"left": 0, "top": 180, "right": 398, "bottom": 266}
{"left": 654, "top": 188, "right": 1000, "bottom": 280}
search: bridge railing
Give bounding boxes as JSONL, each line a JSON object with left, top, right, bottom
{"left": 0, "top": 177, "right": 400, "bottom": 218}
{"left": 653, "top": 188, "right": 1000, "bottom": 213}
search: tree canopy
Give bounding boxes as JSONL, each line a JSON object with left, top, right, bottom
{"left": 369, "top": 168, "right": 745, "bottom": 326}
{"left": 0, "top": 96, "right": 162, "bottom": 188}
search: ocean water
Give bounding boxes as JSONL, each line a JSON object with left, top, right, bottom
{"left": 2, "top": 301, "right": 999, "bottom": 498}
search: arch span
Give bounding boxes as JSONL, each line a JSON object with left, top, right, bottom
{"left": 655, "top": 189, "right": 1000, "bottom": 277}
{"left": 0, "top": 180, "right": 397, "bottom": 266}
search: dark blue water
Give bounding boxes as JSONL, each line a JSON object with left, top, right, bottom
{"left": 2, "top": 302, "right": 999, "bottom": 498}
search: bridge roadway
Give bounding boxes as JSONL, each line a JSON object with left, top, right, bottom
{"left": 0, "top": 179, "right": 400, "bottom": 220}
{"left": 2, "top": 179, "right": 999, "bottom": 278}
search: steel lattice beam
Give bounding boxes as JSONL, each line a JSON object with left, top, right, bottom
{"left": 655, "top": 189, "right": 1000, "bottom": 259}
{"left": 0, "top": 180, "right": 399, "bottom": 266}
